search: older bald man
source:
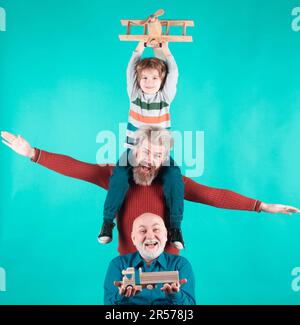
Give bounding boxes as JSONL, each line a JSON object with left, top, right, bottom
{"left": 104, "top": 213, "right": 196, "bottom": 305}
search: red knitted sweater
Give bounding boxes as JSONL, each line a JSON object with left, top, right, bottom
{"left": 32, "top": 149, "right": 261, "bottom": 255}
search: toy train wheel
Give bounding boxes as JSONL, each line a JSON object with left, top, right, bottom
{"left": 146, "top": 284, "right": 154, "bottom": 290}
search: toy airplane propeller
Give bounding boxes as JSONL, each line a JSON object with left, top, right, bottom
{"left": 119, "top": 9, "right": 194, "bottom": 48}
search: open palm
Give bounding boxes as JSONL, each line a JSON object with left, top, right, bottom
{"left": 260, "top": 202, "right": 299, "bottom": 215}
{"left": 1, "top": 131, "right": 34, "bottom": 158}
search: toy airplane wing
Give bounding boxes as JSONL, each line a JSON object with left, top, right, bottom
{"left": 119, "top": 34, "right": 193, "bottom": 43}
{"left": 119, "top": 18, "right": 194, "bottom": 44}
{"left": 120, "top": 19, "right": 194, "bottom": 27}
{"left": 160, "top": 19, "right": 194, "bottom": 27}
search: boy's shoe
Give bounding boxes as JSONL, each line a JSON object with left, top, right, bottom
{"left": 169, "top": 228, "right": 185, "bottom": 250}
{"left": 97, "top": 221, "right": 115, "bottom": 244}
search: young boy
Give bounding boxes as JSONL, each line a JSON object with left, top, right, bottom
{"left": 98, "top": 41, "right": 184, "bottom": 249}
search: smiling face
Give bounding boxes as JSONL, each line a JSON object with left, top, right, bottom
{"left": 138, "top": 68, "right": 162, "bottom": 94}
{"left": 132, "top": 138, "right": 167, "bottom": 186}
{"left": 131, "top": 213, "right": 168, "bottom": 262}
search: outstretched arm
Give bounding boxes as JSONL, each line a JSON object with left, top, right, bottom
{"left": 1, "top": 131, "right": 112, "bottom": 189}
{"left": 183, "top": 176, "right": 299, "bottom": 215}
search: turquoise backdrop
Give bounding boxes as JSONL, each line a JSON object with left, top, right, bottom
{"left": 1, "top": 0, "right": 300, "bottom": 304}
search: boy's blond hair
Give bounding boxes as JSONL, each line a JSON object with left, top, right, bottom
{"left": 136, "top": 58, "right": 167, "bottom": 88}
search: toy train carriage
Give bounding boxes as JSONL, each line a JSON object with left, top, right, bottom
{"left": 121, "top": 267, "right": 179, "bottom": 290}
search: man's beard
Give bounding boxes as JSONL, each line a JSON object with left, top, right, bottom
{"left": 132, "top": 163, "right": 159, "bottom": 186}
{"left": 137, "top": 239, "right": 165, "bottom": 262}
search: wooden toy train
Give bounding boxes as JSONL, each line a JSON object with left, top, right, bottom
{"left": 121, "top": 267, "right": 179, "bottom": 290}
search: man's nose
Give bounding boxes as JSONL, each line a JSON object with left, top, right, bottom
{"left": 145, "top": 152, "right": 152, "bottom": 163}
{"left": 146, "top": 230, "right": 155, "bottom": 239}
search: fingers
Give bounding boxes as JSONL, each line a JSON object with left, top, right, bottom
{"left": 132, "top": 287, "right": 141, "bottom": 296}
{"left": 114, "top": 282, "right": 141, "bottom": 297}
{"left": 1, "top": 131, "right": 16, "bottom": 143}
{"left": 281, "top": 210, "right": 291, "bottom": 215}
{"left": 161, "top": 279, "right": 187, "bottom": 294}
{"left": 114, "top": 281, "right": 125, "bottom": 295}
{"left": 125, "top": 286, "right": 132, "bottom": 297}
{"left": 125, "top": 285, "right": 141, "bottom": 297}
{"left": 161, "top": 283, "right": 178, "bottom": 294}
{"left": 161, "top": 283, "right": 172, "bottom": 294}
{"left": 171, "top": 282, "right": 179, "bottom": 292}
{"left": 286, "top": 206, "right": 299, "bottom": 213}
{"left": 281, "top": 205, "right": 299, "bottom": 215}
{"left": 1, "top": 131, "right": 9, "bottom": 139}
{"left": 2, "top": 140, "right": 13, "bottom": 149}
{"left": 266, "top": 204, "right": 300, "bottom": 215}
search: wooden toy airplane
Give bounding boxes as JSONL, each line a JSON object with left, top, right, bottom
{"left": 119, "top": 9, "right": 194, "bottom": 48}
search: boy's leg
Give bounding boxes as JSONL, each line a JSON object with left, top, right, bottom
{"left": 160, "top": 157, "right": 185, "bottom": 249}
{"left": 98, "top": 150, "right": 131, "bottom": 244}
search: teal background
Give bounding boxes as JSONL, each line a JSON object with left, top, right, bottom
{"left": 1, "top": 0, "right": 300, "bottom": 304}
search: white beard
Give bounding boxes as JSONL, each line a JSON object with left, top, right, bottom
{"left": 137, "top": 240, "right": 165, "bottom": 261}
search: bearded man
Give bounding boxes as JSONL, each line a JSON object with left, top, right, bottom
{"left": 1, "top": 129, "right": 298, "bottom": 255}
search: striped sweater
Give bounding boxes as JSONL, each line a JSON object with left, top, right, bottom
{"left": 125, "top": 51, "right": 178, "bottom": 148}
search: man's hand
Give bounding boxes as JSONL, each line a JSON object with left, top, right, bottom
{"left": 114, "top": 281, "right": 142, "bottom": 298}
{"left": 260, "top": 202, "right": 299, "bottom": 215}
{"left": 161, "top": 278, "right": 187, "bottom": 295}
{"left": 1, "top": 131, "right": 35, "bottom": 159}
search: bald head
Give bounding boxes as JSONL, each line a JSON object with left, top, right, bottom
{"left": 131, "top": 213, "right": 168, "bottom": 262}
{"left": 132, "top": 213, "right": 166, "bottom": 232}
